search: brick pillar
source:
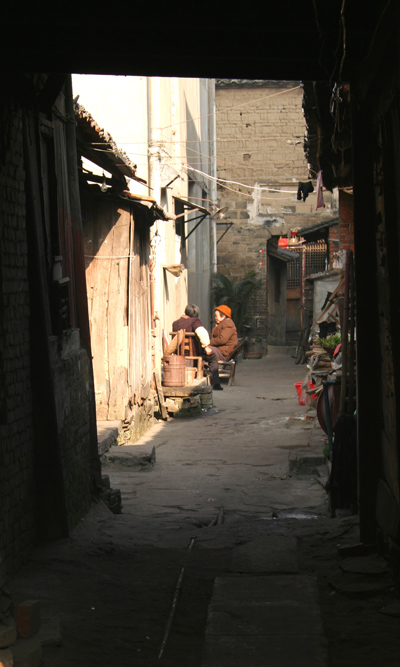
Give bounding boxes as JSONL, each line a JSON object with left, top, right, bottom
{"left": 328, "top": 224, "right": 339, "bottom": 266}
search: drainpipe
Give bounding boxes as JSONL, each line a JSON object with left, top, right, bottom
{"left": 148, "top": 76, "right": 161, "bottom": 205}
{"left": 148, "top": 77, "right": 161, "bottom": 365}
{"left": 147, "top": 76, "right": 151, "bottom": 189}
{"left": 150, "top": 256, "right": 156, "bottom": 333}
{"left": 209, "top": 79, "right": 217, "bottom": 275}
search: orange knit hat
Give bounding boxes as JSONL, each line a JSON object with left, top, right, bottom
{"left": 215, "top": 304, "right": 231, "bottom": 318}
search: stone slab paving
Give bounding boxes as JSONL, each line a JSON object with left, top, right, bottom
{"left": 201, "top": 634, "right": 328, "bottom": 667}
{"left": 202, "top": 542, "right": 328, "bottom": 667}
{"left": 231, "top": 536, "right": 298, "bottom": 574}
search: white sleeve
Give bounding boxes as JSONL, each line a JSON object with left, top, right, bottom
{"left": 194, "top": 325, "right": 210, "bottom": 348}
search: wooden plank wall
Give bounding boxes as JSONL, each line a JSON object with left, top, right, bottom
{"left": 107, "top": 207, "right": 130, "bottom": 419}
{"left": 84, "top": 194, "right": 113, "bottom": 419}
{"left": 83, "top": 194, "right": 152, "bottom": 420}
{"left": 128, "top": 215, "right": 152, "bottom": 407}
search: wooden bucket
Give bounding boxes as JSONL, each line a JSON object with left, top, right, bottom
{"left": 162, "top": 355, "right": 186, "bottom": 387}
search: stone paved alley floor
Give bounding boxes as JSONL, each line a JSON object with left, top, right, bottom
{"left": 8, "top": 351, "right": 400, "bottom": 666}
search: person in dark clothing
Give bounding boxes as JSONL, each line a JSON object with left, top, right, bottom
{"left": 172, "top": 304, "right": 222, "bottom": 391}
{"left": 172, "top": 304, "right": 210, "bottom": 355}
{"left": 203, "top": 304, "right": 238, "bottom": 391}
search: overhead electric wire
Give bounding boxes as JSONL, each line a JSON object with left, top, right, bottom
{"left": 83, "top": 81, "right": 308, "bottom": 198}
{"left": 182, "top": 165, "right": 300, "bottom": 194}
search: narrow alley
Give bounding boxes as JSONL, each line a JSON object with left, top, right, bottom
{"left": 7, "top": 352, "right": 399, "bottom": 666}
{"left": 2, "top": 8, "right": 400, "bottom": 667}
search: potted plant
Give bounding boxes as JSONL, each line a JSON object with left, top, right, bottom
{"left": 243, "top": 334, "right": 264, "bottom": 359}
{"left": 210, "top": 271, "right": 262, "bottom": 338}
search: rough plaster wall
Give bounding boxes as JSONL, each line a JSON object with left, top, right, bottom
{"left": 72, "top": 75, "right": 214, "bottom": 357}
{"left": 187, "top": 182, "right": 211, "bottom": 326}
{"left": 313, "top": 275, "right": 341, "bottom": 324}
{"left": 148, "top": 78, "right": 213, "bottom": 352}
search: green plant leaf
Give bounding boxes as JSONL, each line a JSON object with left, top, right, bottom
{"left": 210, "top": 271, "right": 262, "bottom": 334}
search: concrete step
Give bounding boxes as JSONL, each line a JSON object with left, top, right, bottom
{"left": 102, "top": 443, "right": 156, "bottom": 470}
{"left": 97, "top": 421, "right": 122, "bottom": 455}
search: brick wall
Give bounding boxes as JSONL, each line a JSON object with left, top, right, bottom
{"left": 328, "top": 223, "right": 339, "bottom": 265}
{"left": 0, "top": 87, "right": 97, "bottom": 578}
{"left": 0, "top": 101, "right": 37, "bottom": 574}
{"left": 215, "top": 81, "right": 338, "bottom": 346}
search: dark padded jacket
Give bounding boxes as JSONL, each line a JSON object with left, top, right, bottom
{"left": 210, "top": 317, "right": 238, "bottom": 359}
{"left": 172, "top": 316, "right": 203, "bottom": 355}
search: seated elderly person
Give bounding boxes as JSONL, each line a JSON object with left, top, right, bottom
{"left": 172, "top": 304, "right": 230, "bottom": 391}
{"left": 203, "top": 304, "right": 238, "bottom": 391}
{"left": 172, "top": 303, "right": 210, "bottom": 354}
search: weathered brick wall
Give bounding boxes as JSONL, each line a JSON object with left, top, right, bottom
{"left": 0, "top": 91, "right": 96, "bottom": 578}
{"left": 215, "top": 81, "right": 338, "bottom": 345}
{"left": 0, "top": 101, "right": 37, "bottom": 574}
{"left": 328, "top": 224, "right": 339, "bottom": 266}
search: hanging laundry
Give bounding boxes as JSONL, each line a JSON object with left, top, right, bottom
{"left": 315, "top": 170, "right": 325, "bottom": 210}
{"left": 297, "top": 181, "right": 314, "bottom": 201}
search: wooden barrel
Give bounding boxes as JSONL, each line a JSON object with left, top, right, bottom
{"left": 162, "top": 355, "right": 186, "bottom": 386}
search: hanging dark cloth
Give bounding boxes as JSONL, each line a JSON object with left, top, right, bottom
{"left": 297, "top": 181, "right": 314, "bottom": 201}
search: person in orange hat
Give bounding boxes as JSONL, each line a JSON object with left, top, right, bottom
{"left": 203, "top": 305, "right": 238, "bottom": 390}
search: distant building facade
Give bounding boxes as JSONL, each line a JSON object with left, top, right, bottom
{"left": 215, "top": 79, "right": 338, "bottom": 347}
